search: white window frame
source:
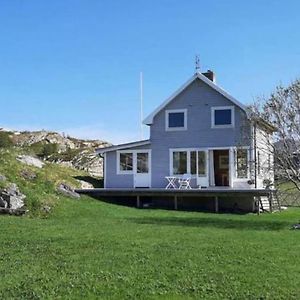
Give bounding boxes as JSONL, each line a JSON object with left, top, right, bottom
{"left": 117, "top": 150, "right": 151, "bottom": 175}
{"left": 211, "top": 106, "right": 235, "bottom": 129}
{"left": 117, "top": 151, "right": 134, "bottom": 175}
{"left": 169, "top": 148, "right": 207, "bottom": 177}
{"left": 165, "top": 109, "right": 187, "bottom": 131}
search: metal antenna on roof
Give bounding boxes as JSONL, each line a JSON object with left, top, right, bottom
{"left": 140, "top": 72, "right": 144, "bottom": 140}
{"left": 195, "top": 55, "right": 200, "bottom": 73}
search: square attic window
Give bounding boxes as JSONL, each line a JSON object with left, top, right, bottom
{"left": 166, "top": 109, "right": 187, "bottom": 131}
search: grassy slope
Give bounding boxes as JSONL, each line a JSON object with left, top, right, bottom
{"left": 0, "top": 197, "right": 300, "bottom": 299}
{"left": 0, "top": 148, "right": 90, "bottom": 214}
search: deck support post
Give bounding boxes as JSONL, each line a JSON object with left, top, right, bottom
{"left": 257, "top": 196, "right": 261, "bottom": 215}
{"left": 214, "top": 196, "right": 219, "bottom": 213}
{"left": 174, "top": 195, "right": 178, "bottom": 210}
{"left": 136, "top": 195, "right": 140, "bottom": 208}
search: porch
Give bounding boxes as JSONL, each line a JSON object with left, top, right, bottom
{"left": 76, "top": 187, "right": 276, "bottom": 214}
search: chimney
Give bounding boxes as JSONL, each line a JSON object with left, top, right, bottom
{"left": 202, "top": 70, "right": 216, "bottom": 83}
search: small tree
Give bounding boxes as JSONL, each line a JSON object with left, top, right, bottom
{"left": 251, "top": 79, "right": 300, "bottom": 191}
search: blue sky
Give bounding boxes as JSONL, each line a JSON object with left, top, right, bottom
{"left": 0, "top": 1, "right": 300, "bottom": 143}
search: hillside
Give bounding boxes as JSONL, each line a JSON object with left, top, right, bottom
{"left": 0, "top": 146, "right": 102, "bottom": 216}
{"left": 1, "top": 128, "right": 111, "bottom": 177}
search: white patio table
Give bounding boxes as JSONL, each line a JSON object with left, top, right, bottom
{"left": 165, "top": 176, "right": 178, "bottom": 189}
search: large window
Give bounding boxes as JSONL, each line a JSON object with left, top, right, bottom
{"left": 211, "top": 106, "right": 234, "bottom": 128}
{"left": 236, "top": 149, "right": 248, "bottom": 178}
{"left": 119, "top": 153, "right": 133, "bottom": 172}
{"left": 171, "top": 150, "right": 206, "bottom": 176}
{"left": 118, "top": 151, "right": 150, "bottom": 174}
{"left": 173, "top": 152, "right": 187, "bottom": 174}
{"left": 166, "top": 109, "right": 187, "bottom": 131}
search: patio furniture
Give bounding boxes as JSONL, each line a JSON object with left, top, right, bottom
{"left": 178, "top": 173, "right": 192, "bottom": 189}
{"left": 165, "top": 176, "right": 177, "bottom": 189}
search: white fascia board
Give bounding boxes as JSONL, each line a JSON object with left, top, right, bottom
{"left": 143, "top": 72, "right": 247, "bottom": 125}
{"left": 96, "top": 140, "right": 151, "bottom": 154}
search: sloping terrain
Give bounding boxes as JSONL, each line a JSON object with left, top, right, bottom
{"left": 0, "top": 148, "right": 102, "bottom": 216}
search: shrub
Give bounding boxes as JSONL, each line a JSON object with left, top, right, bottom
{"left": 0, "top": 132, "right": 13, "bottom": 148}
{"left": 30, "top": 142, "right": 58, "bottom": 158}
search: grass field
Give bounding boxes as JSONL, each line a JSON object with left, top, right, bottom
{"left": 1, "top": 197, "right": 300, "bottom": 299}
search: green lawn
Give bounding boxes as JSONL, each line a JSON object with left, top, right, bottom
{"left": 1, "top": 198, "right": 300, "bottom": 299}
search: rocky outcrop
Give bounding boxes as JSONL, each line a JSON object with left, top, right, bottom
{"left": 7, "top": 129, "right": 111, "bottom": 177}
{"left": 0, "top": 183, "right": 26, "bottom": 210}
{"left": 17, "top": 155, "right": 45, "bottom": 168}
{"left": 57, "top": 183, "right": 80, "bottom": 199}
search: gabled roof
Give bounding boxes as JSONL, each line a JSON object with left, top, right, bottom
{"left": 96, "top": 139, "right": 151, "bottom": 154}
{"left": 143, "top": 72, "right": 247, "bottom": 125}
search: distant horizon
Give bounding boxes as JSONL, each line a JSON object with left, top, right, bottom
{"left": 1, "top": 1, "right": 300, "bottom": 143}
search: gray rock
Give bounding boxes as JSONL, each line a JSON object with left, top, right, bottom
{"left": 291, "top": 223, "right": 300, "bottom": 230}
{"left": 0, "top": 184, "right": 26, "bottom": 210}
{"left": 0, "top": 196, "right": 8, "bottom": 208}
{"left": 57, "top": 183, "right": 80, "bottom": 199}
{"left": 20, "top": 169, "right": 37, "bottom": 180}
{"left": 17, "top": 155, "right": 45, "bottom": 169}
{"left": 0, "top": 174, "right": 6, "bottom": 182}
{"left": 41, "top": 205, "right": 51, "bottom": 213}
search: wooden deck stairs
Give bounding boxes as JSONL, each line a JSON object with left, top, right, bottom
{"left": 259, "top": 192, "right": 280, "bottom": 213}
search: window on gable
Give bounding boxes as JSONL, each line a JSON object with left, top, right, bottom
{"left": 212, "top": 107, "right": 234, "bottom": 128}
{"left": 166, "top": 109, "right": 187, "bottom": 131}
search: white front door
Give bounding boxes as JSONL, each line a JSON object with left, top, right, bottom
{"left": 134, "top": 151, "right": 151, "bottom": 188}
{"left": 196, "top": 150, "right": 209, "bottom": 187}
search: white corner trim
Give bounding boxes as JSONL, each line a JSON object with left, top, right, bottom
{"left": 211, "top": 106, "right": 235, "bottom": 129}
{"left": 165, "top": 109, "right": 187, "bottom": 131}
{"left": 103, "top": 152, "right": 107, "bottom": 188}
{"left": 143, "top": 72, "right": 246, "bottom": 125}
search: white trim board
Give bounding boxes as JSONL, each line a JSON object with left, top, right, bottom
{"left": 97, "top": 140, "right": 150, "bottom": 154}
{"left": 143, "top": 72, "right": 247, "bottom": 125}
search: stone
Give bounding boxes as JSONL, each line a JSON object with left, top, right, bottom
{"left": 291, "top": 223, "right": 300, "bottom": 230}
{"left": 0, "top": 174, "right": 6, "bottom": 182}
{"left": 41, "top": 205, "right": 51, "bottom": 213}
{"left": 0, "top": 183, "right": 26, "bottom": 210}
{"left": 0, "top": 196, "right": 8, "bottom": 208}
{"left": 57, "top": 183, "right": 80, "bottom": 199}
{"left": 20, "top": 169, "right": 37, "bottom": 180}
{"left": 17, "top": 155, "right": 45, "bottom": 169}
{"left": 77, "top": 180, "right": 94, "bottom": 189}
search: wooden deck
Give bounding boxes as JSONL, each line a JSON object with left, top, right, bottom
{"left": 76, "top": 188, "right": 274, "bottom": 214}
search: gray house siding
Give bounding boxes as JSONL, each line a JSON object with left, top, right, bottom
{"left": 150, "top": 78, "right": 250, "bottom": 187}
{"left": 105, "top": 78, "right": 253, "bottom": 189}
{"left": 105, "top": 144, "right": 151, "bottom": 188}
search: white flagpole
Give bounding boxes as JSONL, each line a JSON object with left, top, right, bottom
{"left": 140, "top": 72, "right": 144, "bottom": 140}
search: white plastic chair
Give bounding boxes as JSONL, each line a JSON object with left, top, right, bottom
{"left": 178, "top": 173, "right": 192, "bottom": 189}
